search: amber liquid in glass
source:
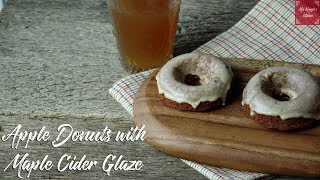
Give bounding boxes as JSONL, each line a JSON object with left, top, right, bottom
{"left": 110, "top": 0, "right": 180, "bottom": 73}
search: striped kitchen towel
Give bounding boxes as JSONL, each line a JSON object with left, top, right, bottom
{"left": 109, "top": 0, "right": 319, "bottom": 179}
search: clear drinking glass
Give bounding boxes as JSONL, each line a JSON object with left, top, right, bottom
{"left": 108, "top": 0, "right": 181, "bottom": 73}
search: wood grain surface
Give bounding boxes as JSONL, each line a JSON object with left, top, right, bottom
{"left": 133, "top": 58, "right": 320, "bottom": 177}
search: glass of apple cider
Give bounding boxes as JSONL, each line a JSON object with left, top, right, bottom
{"left": 108, "top": 0, "right": 181, "bottom": 73}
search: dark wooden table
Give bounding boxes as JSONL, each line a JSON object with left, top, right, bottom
{"left": 0, "top": 0, "right": 261, "bottom": 179}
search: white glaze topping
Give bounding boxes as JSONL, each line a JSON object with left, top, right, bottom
{"left": 242, "top": 66, "right": 320, "bottom": 120}
{"left": 156, "top": 53, "right": 233, "bottom": 108}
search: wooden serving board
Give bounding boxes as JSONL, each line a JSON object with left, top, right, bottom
{"left": 133, "top": 58, "right": 320, "bottom": 177}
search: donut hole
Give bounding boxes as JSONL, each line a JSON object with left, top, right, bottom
{"left": 174, "top": 58, "right": 212, "bottom": 86}
{"left": 184, "top": 74, "right": 201, "bottom": 86}
{"left": 261, "top": 72, "right": 303, "bottom": 101}
{"left": 262, "top": 85, "right": 296, "bottom": 102}
{"left": 268, "top": 89, "right": 291, "bottom": 101}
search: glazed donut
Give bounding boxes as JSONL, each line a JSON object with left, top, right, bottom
{"left": 156, "top": 53, "right": 233, "bottom": 111}
{"left": 242, "top": 66, "right": 320, "bottom": 130}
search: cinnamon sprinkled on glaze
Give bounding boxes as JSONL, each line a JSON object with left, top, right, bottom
{"left": 242, "top": 66, "right": 320, "bottom": 120}
{"left": 156, "top": 53, "right": 233, "bottom": 108}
